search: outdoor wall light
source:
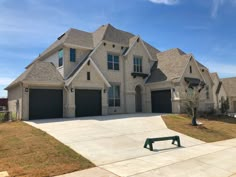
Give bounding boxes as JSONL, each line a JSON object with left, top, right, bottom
{"left": 71, "top": 88, "right": 74, "bottom": 92}
{"left": 112, "top": 44, "right": 115, "bottom": 48}
{"left": 103, "top": 89, "right": 106, "bottom": 93}
{"left": 25, "top": 88, "right": 29, "bottom": 92}
{"left": 172, "top": 88, "right": 175, "bottom": 92}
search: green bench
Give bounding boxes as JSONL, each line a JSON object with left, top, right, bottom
{"left": 144, "top": 136, "right": 181, "bottom": 151}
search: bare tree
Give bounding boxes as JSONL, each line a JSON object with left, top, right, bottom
{"left": 221, "top": 96, "right": 229, "bottom": 114}
{"left": 182, "top": 82, "right": 205, "bottom": 126}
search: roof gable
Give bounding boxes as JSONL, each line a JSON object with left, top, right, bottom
{"left": 6, "top": 62, "right": 64, "bottom": 89}
{"left": 26, "top": 24, "right": 160, "bottom": 69}
{"left": 65, "top": 57, "right": 110, "bottom": 87}
{"left": 222, "top": 77, "right": 236, "bottom": 96}
{"left": 153, "top": 48, "right": 191, "bottom": 82}
{"left": 123, "top": 36, "right": 158, "bottom": 61}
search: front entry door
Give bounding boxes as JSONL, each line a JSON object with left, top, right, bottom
{"left": 135, "top": 86, "right": 142, "bottom": 112}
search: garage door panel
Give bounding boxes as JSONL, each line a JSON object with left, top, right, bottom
{"left": 75, "top": 89, "right": 101, "bottom": 117}
{"left": 29, "top": 89, "right": 63, "bottom": 119}
{"left": 151, "top": 90, "right": 172, "bottom": 113}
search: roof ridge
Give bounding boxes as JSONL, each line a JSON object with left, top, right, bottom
{"left": 159, "top": 48, "right": 186, "bottom": 55}
{"left": 221, "top": 77, "right": 236, "bottom": 80}
{"left": 69, "top": 27, "right": 92, "bottom": 34}
{"left": 101, "top": 24, "right": 111, "bottom": 41}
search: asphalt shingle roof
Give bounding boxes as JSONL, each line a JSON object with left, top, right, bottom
{"left": 28, "top": 24, "right": 160, "bottom": 67}
{"left": 146, "top": 48, "right": 191, "bottom": 83}
{"left": 221, "top": 77, "right": 236, "bottom": 97}
{"left": 6, "top": 62, "right": 64, "bottom": 89}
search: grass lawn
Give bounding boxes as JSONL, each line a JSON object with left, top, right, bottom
{"left": 0, "top": 121, "right": 94, "bottom": 177}
{"left": 162, "top": 114, "right": 236, "bottom": 142}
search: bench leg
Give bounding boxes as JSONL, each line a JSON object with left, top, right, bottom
{"left": 172, "top": 136, "right": 181, "bottom": 147}
{"left": 144, "top": 139, "right": 149, "bottom": 148}
{"left": 144, "top": 139, "right": 154, "bottom": 151}
{"left": 172, "top": 139, "right": 175, "bottom": 145}
{"left": 149, "top": 142, "right": 153, "bottom": 151}
{"left": 176, "top": 137, "right": 181, "bottom": 147}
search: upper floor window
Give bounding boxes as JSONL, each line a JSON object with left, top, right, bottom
{"left": 190, "top": 66, "right": 192, "bottom": 74}
{"left": 107, "top": 54, "right": 119, "bottom": 70}
{"left": 58, "top": 49, "right": 63, "bottom": 67}
{"left": 133, "top": 56, "right": 142, "bottom": 73}
{"left": 108, "top": 85, "right": 120, "bottom": 107}
{"left": 70, "top": 48, "right": 76, "bottom": 62}
{"left": 87, "top": 72, "right": 90, "bottom": 80}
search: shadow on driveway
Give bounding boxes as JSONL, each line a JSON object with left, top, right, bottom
{"left": 27, "top": 113, "right": 163, "bottom": 124}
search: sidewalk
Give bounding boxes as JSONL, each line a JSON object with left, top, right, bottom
{"left": 57, "top": 138, "right": 236, "bottom": 177}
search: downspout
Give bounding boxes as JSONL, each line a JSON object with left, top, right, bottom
{"left": 63, "top": 82, "right": 69, "bottom": 117}
{"left": 123, "top": 56, "right": 127, "bottom": 113}
{"left": 20, "top": 82, "right": 23, "bottom": 120}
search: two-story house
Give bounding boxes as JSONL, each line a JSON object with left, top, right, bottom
{"left": 6, "top": 24, "right": 214, "bottom": 120}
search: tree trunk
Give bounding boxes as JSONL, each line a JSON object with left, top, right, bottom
{"left": 192, "top": 107, "right": 198, "bottom": 126}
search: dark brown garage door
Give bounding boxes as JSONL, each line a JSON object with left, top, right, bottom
{"left": 151, "top": 90, "right": 172, "bottom": 113}
{"left": 75, "top": 89, "right": 101, "bottom": 117}
{"left": 29, "top": 89, "right": 63, "bottom": 120}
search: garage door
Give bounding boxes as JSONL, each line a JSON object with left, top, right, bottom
{"left": 29, "top": 89, "right": 63, "bottom": 120}
{"left": 151, "top": 90, "right": 172, "bottom": 113}
{"left": 75, "top": 89, "right": 101, "bottom": 117}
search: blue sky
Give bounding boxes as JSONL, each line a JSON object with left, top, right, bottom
{"left": 1, "top": 0, "right": 236, "bottom": 97}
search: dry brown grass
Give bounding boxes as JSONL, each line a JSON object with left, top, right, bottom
{"left": 0, "top": 121, "right": 94, "bottom": 177}
{"left": 162, "top": 114, "right": 236, "bottom": 142}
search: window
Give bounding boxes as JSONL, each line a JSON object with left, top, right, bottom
{"left": 87, "top": 72, "right": 90, "bottom": 80}
{"left": 70, "top": 48, "right": 76, "bottom": 62}
{"left": 108, "top": 85, "right": 120, "bottom": 107}
{"left": 133, "top": 56, "right": 142, "bottom": 73}
{"left": 190, "top": 66, "right": 192, "bottom": 73}
{"left": 58, "top": 49, "right": 63, "bottom": 67}
{"left": 107, "top": 54, "right": 119, "bottom": 70}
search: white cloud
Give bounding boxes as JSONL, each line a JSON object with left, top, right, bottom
{"left": 211, "top": 0, "right": 224, "bottom": 17}
{"left": 0, "top": 77, "right": 14, "bottom": 86}
{"left": 203, "top": 61, "right": 236, "bottom": 77}
{"left": 0, "top": 0, "right": 107, "bottom": 48}
{"left": 148, "top": 0, "right": 179, "bottom": 5}
{"left": 185, "top": 25, "right": 209, "bottom": 31}
{"left": 230, "top": 0, "right": 236, "bottom": 4}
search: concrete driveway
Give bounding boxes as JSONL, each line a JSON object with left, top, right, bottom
{"left": 26, "top": 114, "right": 236, "bottom": 177}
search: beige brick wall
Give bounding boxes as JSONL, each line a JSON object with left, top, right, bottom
{"left": 179, "top": 59, "right": 214, "bottom": 112}
{"left": 91, "top": 40, "right": 155, "bottom": 114}
{"left": 63, "top": 47, "right": 91, "bottom": 78}
{"left": 211, "top": 74, "right": 227, "bottom": 112}
{"left": 125, "top": 41, "right": 154, "bottom": 113}
{"left": 91, "top": 42, "right": 125, "bottom": 114}
{"left": 44, "top": 51, "right": 64, "bottom": 76}
{"left": 228, "top": 97, "right": 236, "bottom": 112}
{"left": 66, "top": 62, "right": 108, "bottom": 117}
{"left": 8, "top": 85, "right": 23, "bottom": 120}
{"left": 45, "top": 52, "right": 58, "bottom": 66}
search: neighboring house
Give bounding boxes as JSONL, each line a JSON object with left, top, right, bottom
{"left": 0, "top": 98, "right": 8, "bottom": 111}
{"left": 146, "top": 48, "right": 214, "bottom": 113}
{"left": 221, "top": 77, "right": 236, "bottom": 113}
{"left": 5, "top": 24, "right": 214, "bottom": 120}
{"left": 210, "top": 72, "right": 227, "bottom": 113}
